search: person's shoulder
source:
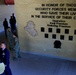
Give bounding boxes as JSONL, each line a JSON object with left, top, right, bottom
{"left": 5, "top": 48, "right": 9, "bottom": 52}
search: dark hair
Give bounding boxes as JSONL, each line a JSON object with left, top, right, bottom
{"left": 12, "top": 13, "right": 14, "bottom": 15}
{"left": 1, "top": 42, "right": 7, "bottom": 46}
{"left": 5, "top": 18, "right": 7, "bottom": 20}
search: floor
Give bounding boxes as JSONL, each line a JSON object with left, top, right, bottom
{"left": 11, "top": 53, "right": 76, "bottom": 75}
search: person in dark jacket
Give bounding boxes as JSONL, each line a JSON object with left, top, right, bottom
{"left": 12, "top": 13, "right": 16, "bottom": 26}
{"left": 0, "top": 42, "right": 12, "bottom": 75}
{"left": 9, "top": 13, "right": 16, "bottom": 33}
{"left": 3, "top": 18, "right": 8, "bottom": 38}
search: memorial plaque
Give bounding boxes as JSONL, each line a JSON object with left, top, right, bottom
{"left": 56, "top": 28, "right": 60, "bottom": 33}
{"left": 41, "top": 27, "right": 45, "bottom": 32}
{"left": 48, "top": 28, "right": 52, "bottom": 33}
{"left": 65, "top": 29, "right": 69, "bottom": 34}
{"left": 69, "top": 36, "right": 73, "bottom": 41}
{"left": 52, "top": 34, "right": 56, "bottom": 39}
{"left": 60, "top": 35, "right": 64, "bottom": 40}
{"left": 45, "top": 33, "right": 49, "bottom": 38}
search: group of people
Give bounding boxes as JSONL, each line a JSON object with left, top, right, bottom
{"left": 0, "top": 13, "right": 21, "bottom": 75}
{"left": 3, "top": 13, "right": 21, "bottom": 60}
{"left": 3, "top": 13, "right": 16, "bottom": 38}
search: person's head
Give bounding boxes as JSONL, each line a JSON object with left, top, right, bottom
{"left": 4, "top": 18, "right": 7, "bottom": 21}
{"left": 12, "top": 13, "right": 14, "bottom": 16}
{"left": 1, "top": 42, "right": 7, "bottom": 49}
{"left": 7, "top": 27, "right": 11, "bottom": 32}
